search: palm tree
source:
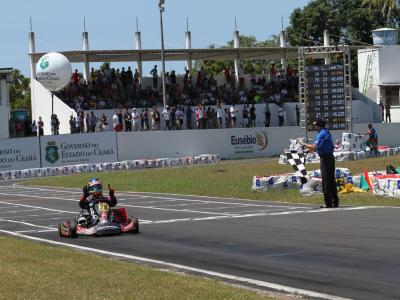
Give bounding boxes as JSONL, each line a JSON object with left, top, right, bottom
{"left": 362, "top": 0, "right": 398, "bottom": 22}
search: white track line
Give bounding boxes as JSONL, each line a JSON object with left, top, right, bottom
{"left": 119, "top": 203, "right": 238, "bottom": 216}
{"left": 0, "top": 219, "right": 55, "bottom": 230}
{"left": 0, "top": 200, "right": 76, "bottom": 214}
{"left": 15, "top": 185, "right": 306, "bottom": 208}
{"left": 0, "top": 208, "right": 41, "bottom": 214}
{"left": 0, "top": 230, "right": 351, "bottom": 300}
{"left": 0, "top": 192, "right": 241, "bottom": 217}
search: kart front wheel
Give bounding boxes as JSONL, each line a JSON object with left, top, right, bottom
{"left": 132, "top": 218, "right": 139, "bottom": 234}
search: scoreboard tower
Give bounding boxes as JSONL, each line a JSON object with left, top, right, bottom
{"left": 298, "top": 46, "right": 352, "bottom": 138}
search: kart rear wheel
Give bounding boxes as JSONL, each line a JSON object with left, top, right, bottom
{"left": 69, "top": 220, "right": 77, "bottom": 238}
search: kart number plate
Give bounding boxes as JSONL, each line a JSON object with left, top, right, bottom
{"left": 99, "top": 203, "right": 109, "bottom": 212}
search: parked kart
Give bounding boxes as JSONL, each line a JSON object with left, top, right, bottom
{"left": 58, "top": 198, "right": 139, "bottom": 238}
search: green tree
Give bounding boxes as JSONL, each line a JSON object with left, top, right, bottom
{"left": 9, "top": 69, "right": 31, "bottom": 113}
{"left": 362, "top": 0, "right": 399, "bottom": 24}
{"left": 194, "top": 35, "right": 281, "bottom": 76}
{"left": 285, "top": 0, "right": 397, "bottom": 86}
{"left": 286, "top": 0, "right": 391, "bottom": 47}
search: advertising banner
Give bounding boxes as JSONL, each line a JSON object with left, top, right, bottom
{"left": 228, "top": 129, "right": 269, "bottom": 157}
{"left": 40, "top": 132, "right": 118, "bottom": 167}
{"left": 0, "top": 137, "right": 41, "bottom": 171}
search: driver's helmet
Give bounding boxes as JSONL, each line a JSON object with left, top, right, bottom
{"left": 88, "top": 177, "right": 103, "bottom": 196}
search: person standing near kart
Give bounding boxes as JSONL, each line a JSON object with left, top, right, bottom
{"left": 300, "top": 118, "right": 339, "bottom": 208}
{"left": 80, "top": 178, "right": 117, "bottom": 224}
{"left": 363, "top": 124, "right": 378, "bottom": 156}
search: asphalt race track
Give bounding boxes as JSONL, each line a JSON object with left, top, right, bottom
{"left": 0, "top": 182, "right": 399, "bottom": 300}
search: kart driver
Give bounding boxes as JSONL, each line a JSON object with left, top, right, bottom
{"left": 80, "top": 178, "right": 117, "bottom": 224}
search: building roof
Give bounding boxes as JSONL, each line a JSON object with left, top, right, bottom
{"left": 29, "top": 45, "right": 371, "bottom": 64}
{"left": 30, "top": 47, "right": 300, "bottom": 63}
{"left": 372, "top": 28, "right": 398, "bottom": 32}
{"left": 0, "top": 68, "right": 13, "bottom": 74}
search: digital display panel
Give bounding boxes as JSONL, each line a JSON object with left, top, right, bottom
{"left": 305, "top": 64, "right": 346, "bottom": 131}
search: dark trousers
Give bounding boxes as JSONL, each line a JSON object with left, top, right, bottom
{"left": 320, "top": 154, "right": 339, "bottom": 207}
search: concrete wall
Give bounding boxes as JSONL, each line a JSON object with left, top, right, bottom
{"left": 378, "top": 46, "right": 400, "bottom": 84}
{"left": 117, "top": 127, "right": 301, "bottom": 161}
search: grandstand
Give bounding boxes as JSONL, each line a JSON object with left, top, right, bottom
{"left": 28, "top": 28, "right": 381, "bottom": 135}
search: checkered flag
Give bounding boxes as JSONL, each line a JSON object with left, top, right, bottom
{"left": 285, "top": 150, "right": 308, "bottom": 183}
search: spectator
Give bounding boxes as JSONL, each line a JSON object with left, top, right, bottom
{"left": 78, "top": 112, "right": 85, "bottom": 133}
{"left": 217, "top": 101, "right": 224, "bottom": 129}
{"left": 71, "top": 69, "right": 80, "bottom": 85}
{"left": 295, "top": 105, "right": 300, "bottom": 126}
{"left": 223, "top": 66, "right": 231, "bottom": 85}
{"left": 151, "top": 106, "right": 160, "bottom": 131}
{"left": 162, "top": 106, "right": 171, "bottom": 130}
{"left": 144, "top": 108, "right": 149, "bottom": 131}
{"left": 38, "top": 117, "right": 44, "bottom": 136}
{"left": 31, "top": 120, "right": 38, "bottom": 136}
{"left": 249, "top": 104, "right": 256, "bottom": 127}
{"left": 150, "top": 65, "right": 158, "bottom": 89}
{"left": 206, "top": 107, "right": 212, "bottom": 129}
{"left": 85, "top": 113, "right": 90, "bottom": 133}
{"left": 124, "top": 111, "right": 132, "bottom": 131}
{"left": 132, "top": 108, "right": 140, "bottom": 131}
{"left": 170, "top": 107, "right": 177, "bottom": 130}
{"left": 175, "top": 106, "right": 184, "bottom": 130}
{"left": 363, "top": 123, "right": 378, "bottom": 156}
{"left": 113, "top": 111, "right": 121, "bottom": 132}
{"left": 195, "top": 105, "right": 202, "bottom": 129}
{"left": 186, "top": 104, "right": 193, "bottom": 129}
{"left": 134, "top": 68, "right": 140, "bottom": 82}
{"left": 379, "top": 102, "right": 384, "bottom": 122}
{"left": 385, "top": 104, "right": 391, "bottom": 123}
{"left": 264, "top": 103, "right": 271, "bottom": 127}
{"left": 89, "top": 111, "right": 98, "bottom": 132}
{"left": 225, "top": 108, "right": 231, "bottom": 128}
{"left": 75, "top": 114, "right": 81, "bottom": 133}
{"left": 52, "top": 114, "right": 60, "bottom": 135}
{"left": 69, "top": 116, "right": 75, "bottom": 133}
{"left": 24, "top": 119, "right": 31, "bottom": 137}
{"left": 278, "top": 105, "right": 285, "bottom": 127}
{"left": 101, "top": 113, "right": 109, "bottom": 131}
{"left": 242, "top": 104, "right": 249, "bottom": 128}
{"left": 15, "top": 119, "right": 24, "bottom": 137}
{"left": 230, "top": 104, "right": 238, "bottom": 128}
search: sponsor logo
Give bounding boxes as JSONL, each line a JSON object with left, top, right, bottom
{"left": 230, "top": 131, "right": 268, "bottom": 151}
{"left": 45, "top": 141, "right": 59, "bottom": 164}
{"left": 255, "top": 131, "right": 268, "bottom": 150}
{"left": 39, "top": 56, "right": 49, "bottom": 70}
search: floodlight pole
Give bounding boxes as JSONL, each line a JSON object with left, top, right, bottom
{"left": 159, "top": 0, "right": 167, "bottom": 108}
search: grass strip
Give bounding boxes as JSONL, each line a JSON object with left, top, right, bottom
{"left": 0, "top": 236, "right": 276, "bottom": 300}
{"left": 25, "top": 155, "right": 400, "bottom": 206}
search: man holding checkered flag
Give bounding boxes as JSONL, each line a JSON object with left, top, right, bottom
{"left": 300, "top": 118, "right": 339, "bottom": 208}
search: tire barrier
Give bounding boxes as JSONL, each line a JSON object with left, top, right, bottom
{"left": 0, "top": 154, "right": 220, "bottom": 181}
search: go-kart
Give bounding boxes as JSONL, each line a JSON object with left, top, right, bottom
{"left": 58, "top": 198, "right": 139, "bottom": 238}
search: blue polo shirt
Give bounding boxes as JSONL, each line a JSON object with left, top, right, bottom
{"left": 314, "top": 128, "right": 334, "bottom": 156}
{"left": 368, "top": 127, "right": 378, "bottom": 140}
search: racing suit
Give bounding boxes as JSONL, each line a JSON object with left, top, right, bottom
{"left": 79, "top": 189, "right": 117, "bottom": 225}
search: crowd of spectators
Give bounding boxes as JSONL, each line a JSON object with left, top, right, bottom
{"left": 11, "top": 63, "right": 298, "bottom": 137}
{"left": 56, "top": 63, "right": 299, "bottom": 112}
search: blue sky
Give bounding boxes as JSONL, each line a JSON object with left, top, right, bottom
{"left": 0, "top": 0, "right": 309, "bottom": 76}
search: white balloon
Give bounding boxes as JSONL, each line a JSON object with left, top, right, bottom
{"left": 36, "top": 52, "right": 72, "bottom": 92}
